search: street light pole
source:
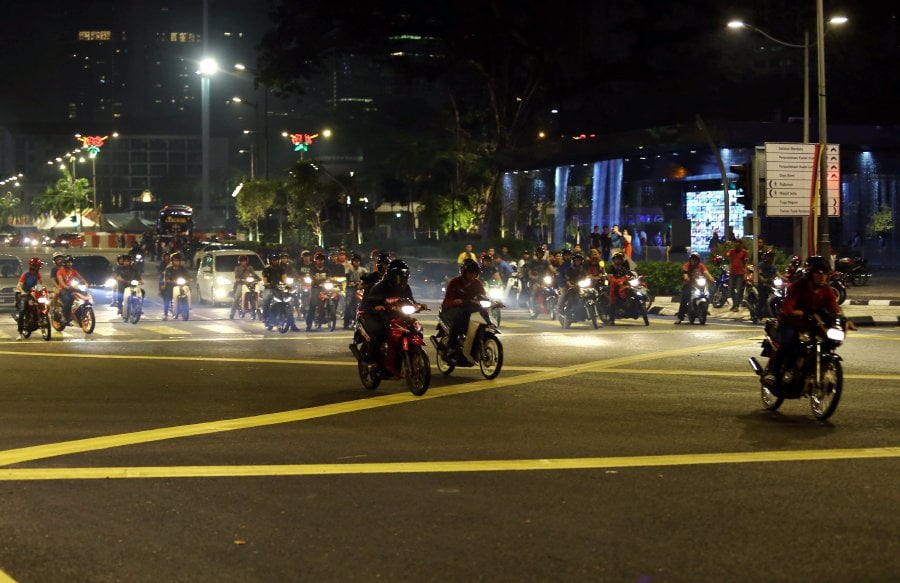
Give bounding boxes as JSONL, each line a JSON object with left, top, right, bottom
{"left": 815, "top": 0, "right": 830, "bottom": 259}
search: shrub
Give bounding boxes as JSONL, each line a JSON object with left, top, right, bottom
{"left": 634, "top": 260, "right": 684, "bottom": 298}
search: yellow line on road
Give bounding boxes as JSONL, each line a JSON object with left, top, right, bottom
{"left": 0, "top": 338, "right": 752, "bottom": 467}
{"left": 0, "top": 569, "right": 15, "bottom": 582}
{"left": 0, "top": 447, "right": 896, "bottom": 481}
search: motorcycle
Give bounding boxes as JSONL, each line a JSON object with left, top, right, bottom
{"left": 748, "top": 312, "right": 847, "bottom": 421}
{"left": 835, "top": 255, "right": 869, "bottom": 286}
{"left": 597, "top": 274, "right": 651, "bottom": 326}
{"left": 171, "top": 277, "right": 191, "bottom": 320}
{"left": 766, "top": 276, "right": 787, "bottom": 320}
{"left": 504, "top": 265, "right": 524, "bottom": 308}
{"left": 313, "top": 277, "right": 344, "bottom": 331}
{"left": 231, "top": 275, "right": 260, "bottom": 320}
{"left": 526, "top": 274, "right": 559, "bottom": 319}
{"left": 711, "top": 266, "right": 731, "bottom": 308}
{"left": 349, "top": 298, "right": 431, "bottom": 395}
{"left": 18, "top": 284, "right": 52, "bottom": 341}
{"left": 51, "top": 283, "right": 95, "bottom": 334}
{"left": 431, "top": 298, "right": 504, "bottom": 379}
{"left": 485, "top": 280, "right": 505, "bottom": 325}
{"left": 558, "top": 277, "right": 601, "bottom": 329}
{"left": 685, "top": 275, "right": 710, "bottom": 325}
{"left": 265, "top": 281, "right": 294, "bottom": 334}
{"left": 830, "top": 271, "right": 848, "bottom": 305}
{"left": 121, "top": 279, "right": 145, "bottom": 324}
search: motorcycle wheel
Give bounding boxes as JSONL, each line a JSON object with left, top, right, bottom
{"left": 809, "top": 359, "right": 842, "bottom": 421}
{"left": 479, "top": 335, "right": 504, "bottom": 380}
{"left": 712, "top": 288, "right": 728, "bottom": 309}
{"left": 404, "top": 345, "right": 431, "bottom": 396}
{"left": 492, "top": 307, "right": 502, "bottom": 326}
{"left": 272, "top": 306, "right": 289, "bottom": 334}
{"left": 589, "top": 305, "right": 599, "bottom": 329}
{"left": 80, "top": 307, "right": 95, "bottom": 334}
{"left": 699, "top": 302, "right": 708, "bottom": 325}
{"left": 357, "top": 359, "right": 381, "bottom": 391}
{"left": 39, "top": 314, "right": 51, "bottom": 341}
{"left": 436, "top": 347, "right": 455, "bottom": 376}
{"left": 546, "top": 297, "right": 558, "bottom": 320}
{"left": 177, "top": 297, "right": 190, "bottom": 321}
{"left": 328, "top": 304, "right": 337, "bottom": 332}
{"left": 21, "top": 328, "right": 32, "bottom": 339}
{"left": 760, "top": 384, "right": 784, "bottom": 411}
{"left": 249, "top": 296, "right": 258, "bottom": 320}
{"left": 559, "top": 311, "right": 570, "bottom": 328}
{"left": 130, "top": 298, "right": 142, "bottom": 324}
{"left": 851, "top": 273, "right": 868, "bottom": 286}
{"left": 640, "top": 303, "right": 649, "bottom": 326}
{"left": 527, "top": 298, "right": 539, "bottom": 319}
{"left": 51, "top": 309, "right": 66, "bottom": 332}
{"left": 832, "top": 283, "right": 847, "bottom": 305}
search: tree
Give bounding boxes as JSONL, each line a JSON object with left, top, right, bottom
{"left": 235, "top": 180, "right": 278, "bottom": 241}
{"left": 0, "top": 191, "right": 21, "bottom": 225}
{"left": 284, "top": 161, "right": 339, "bottom": 248}
{"left": 34, "top": 167, "right": 92, "bottom": 222}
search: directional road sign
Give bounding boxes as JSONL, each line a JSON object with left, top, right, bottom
{"left": 764, "top": 142, "right": 840, "bottom": 217}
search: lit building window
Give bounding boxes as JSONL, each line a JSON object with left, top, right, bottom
{"left": 78, "top": 30, "right": 112, "bottom": 41}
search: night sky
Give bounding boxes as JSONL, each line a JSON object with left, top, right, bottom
{"left": 0, "top": 1, "right": 896, "bottom": 132}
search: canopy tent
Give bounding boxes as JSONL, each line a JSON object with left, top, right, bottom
{"left": 101, "top": 213, "right": 155, "bottom": 232}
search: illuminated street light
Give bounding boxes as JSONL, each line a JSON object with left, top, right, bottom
{"left": 198, "top": 57, "right": 218, "bottom": 225}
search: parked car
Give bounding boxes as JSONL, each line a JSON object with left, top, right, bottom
{"left": 196, "top": 249, "right": 265, "bottom": 304}
{"left": 191, "top": 241, "right": 238, "bottom": 268}
{"left": 50, "top": 233, "right": 86, "bottom": 248}
{"left": 72, "top": 255, "right": 114, "bottom": 288}
{"left": 0, "top": 254, "right": 23, "bottom": 308}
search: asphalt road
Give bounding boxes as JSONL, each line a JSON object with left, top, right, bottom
{"left": 0, "top": 289, "right": 898, "bottom": 582}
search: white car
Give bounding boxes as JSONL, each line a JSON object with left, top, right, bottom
{"left": 195, "top": 249, "right": 265, "bottom": 305}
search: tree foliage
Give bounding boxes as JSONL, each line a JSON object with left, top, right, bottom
{"left": 284, "top": 161, "right": 339, "bottom": 248}
{"left": 235, "top": 180, "right": 278, "bottom": 241}
{"left": 0, "top": 191, "right": 22, "bottom": 224}
{"left": 35, "top": 168, "right": 92, "bottom": 221}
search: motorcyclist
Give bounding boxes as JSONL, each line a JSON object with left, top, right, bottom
{"left": 558, "top": 252, "right": 590, "bottom": 316}
{"left": 114, "top": 254, "right": 143, "bottom": 316}
{"left": 785, "top": 254, "right": 804, "bottom": 282}
{"left": 762, "top": 256, "right": 855, "bottom": 389}
{"left": 674, "top": 252, "right": 713, "bottom": 324}
{"left": 15, "top": 257, "right": 45, "bottom": 340}
{"left": 305, "top": 252, "right": 331, "bottom": 331}
{"left": 230, "top": 255, "right": 259, "bottom": 318}
{"left": 161, "top": 252, "right": 192, "bottom": 320}
{"left": 54, "top": 255, "right": 89, "bottom": 323}
{"left": 49, "top": 251, "right": 65, "bottom": 284}
{"left": 755, "top": 248, "right": 782, "bottom": 320}
{"left": 606, "top": 251, "right": 633, "bottom": 325}
{"left": 261, "top": 254, "right": 286, "bottom": 326}
{"left": 440, "top": 258, "right": 487, "bottom": 360}
{"left": 480, "top": 252, "right": 502, "bottom": 286}
{"left": 343, "top": 253, "right": 368, "bottom": 329}
{"left": 526, "top": 245, "right": 554, "bottom": 307}
{"left": 555, "top": 249, "right": 574, "bottom": 289}
{"left": 360, "top": 252, "right": 391, "bottom": 300}
{"left": 358, "top": 259, "right": 424, "bottom": 369}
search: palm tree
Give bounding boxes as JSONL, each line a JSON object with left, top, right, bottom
{"left": 34, "top": 167, "right": 92, "bottom": 223}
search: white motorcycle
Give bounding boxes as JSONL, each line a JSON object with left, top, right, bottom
{"left": 171, "top": 277, "right": 191, "bottom": 320}
{"left": 122, "top": 279, "right": 145, "bottom": 324}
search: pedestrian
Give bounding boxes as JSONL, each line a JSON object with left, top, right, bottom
{"left": 589, "top": 225, "right": 602, "bottom": 250}
{"left": 599, "top": 226, "right": 612, "bottom": 263}
{"left": 610, "top": 225, "right": 623, "bottom": 256}
{"left": 622, "top": 227, "right": 633, "bottom": 260}
{"left": 456, "top": 243, "right": 476, "bottom": 264}
{"left": 709, "top": 229, "right": 722, "bottom": 256}
{"left": 726, "top": 238, "right": 748, "bottom": 312}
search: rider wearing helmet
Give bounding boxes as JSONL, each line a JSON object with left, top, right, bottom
{"left": 440, "top": 258, "right": 487, "bottom": 360}
{"left": 360, "top": 252, "right": 392, "bottom": 300}
{"left": 525, "top": 245, "right": 554, "bottom": 305}
{"left": 230, "top": 254, "right": 259, "bottom": 318}
{"left": 114, "top": 254, "right": 142, "bottom": 316}
{"left": 558, "top": 252, "right": 589, "bottom": 318}
{"left": 54, "top": 255, "right": 88, "bottom": 323}
{"left": 358, "top": 258, "right": 424, "bottom": 367}
{"left": 303, "top": 252, "right": 332, "bottom": 331}
{"left": 343, "top": 253, "right": 368, "bottom": 329}
{"left": 755, "top": 248, "right": 782, "bottom": 321}
{"left": 674, "top": 252, "right": 713, "bottom": 324}
{"left": 606, "top": 251, "right": 634, "bottom": 325}
{"left": 14, "top": 258, "right": 45, "bottom": 340}
{"left": 762, "top": 256, "right": 854, "bottom": 389}
{"left": 786, "top": 254, "right": 804, "bottom": 282}
{"left": 50, "top": 252, "right": 65, "bottom": 284}
{"left": 480, "top": 252, "right": 501, "bottom": 286}
{"left": 161, "top": 252, "right": 192, "bottom": 320}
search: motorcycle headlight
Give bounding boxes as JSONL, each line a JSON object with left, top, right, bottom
{"left": 245, "top": 276, "right": 255, "bottom": 283}
{"left": 799, "top": 332, "right": 811, "bottom": 343}
{"left": 696, "top": 277, "right": 707, "bottom": 287}
{"left": 324, "top": 282, "right": 334, "bottom": 291}
{"left": 543, "top": 275, "right": 553, "bottom": 285}
{"left": 75, "top": 283, "right": 87, "bottom": 292}
{"left": 304, "top": 276, "right": 312, "bottom": 284}
{"left": 826, "top": 327, "right": 845, "bottom": 342}
{"left": 135, "top": 254, "right": 142, "bottom": 260}
{"left": 578, "top": 278, "right": 592, "bottom": 288}
{"left": 104, "top": 278, "right": 116, "bottom": 288}
{"left": 130, "top": 280, "right": 140, "bottom": 286}
{"left": 400, "top": 305, "right": 416, "bottom": 315}
{"left": 285, "top": 277, "right": 294, "bottom": 285}
{"left": 488, "top": 287, "right": 504, "bottom": 299}
{"left": 629, "top": 277, "right": 641, "bottom": 287}
{"left": 37, "top": 296, "right": 49, "bottom": 304}
{"left": 773, "top": 277, "right": 784, "bottom": 287}
{"left": 176, "top": 277, "right": 186, "bottom": 286}
{"left": 479, "top": 299, "right": 492, "bottom": 308}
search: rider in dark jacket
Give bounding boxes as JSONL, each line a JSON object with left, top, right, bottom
{"left": 358, "top": 259, "right": 425, "bottom": 367}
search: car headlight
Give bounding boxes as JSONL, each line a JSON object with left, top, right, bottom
{"left": 214, "top": 288, "right": 228, "bottom": 298}
{"left": 104, "top": 278, "right": 116, "bottom": 288}
{"left": 216, "top": 276, "right": 231, "bottom": 285}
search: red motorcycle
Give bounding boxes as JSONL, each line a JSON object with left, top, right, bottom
{"left": 19, "top": 284, "right": 52, "bottom": 341}
{"left": 349, "top": 298, "right": 431, "bottom": 395}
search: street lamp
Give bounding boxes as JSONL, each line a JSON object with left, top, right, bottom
{"left": 727, "top": 11, "right": 847, "bottom": 257}
{"left": 198, "top": 57, "right": 218, "bottom": 227}
{"left": 230, "top": 96, "right": 265, "bottom": 180}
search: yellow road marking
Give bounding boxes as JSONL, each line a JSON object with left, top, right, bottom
{"left": 0, "top": 569, "right": 15, "bottom": 582}
{"left": 141, "top": 325, "right": 192, "bottom": 335}
{"left": 0, "top": 338, "right": 752, "bottom": 467}
{"left": 1, "top": 447, "right": 897, "bottom": 481}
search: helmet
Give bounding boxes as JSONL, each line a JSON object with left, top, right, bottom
{"left": 804, "top": 255, "right": 831, "bottom": 275}
{"left": 376, "top": 252, "right": 391, "bottom": 268}
{"left": 612, "top": 251, "right": 625, "bottom": 261}
{"left": 535, "top": 245, "right": 546, "bottom": 253}
{"left": 712, "top": 254, "right": 724, "bottom": 266}
{"left": 573, "top": 253, "right": 584, "bottom": 261}
{"left": 763, "top": 249, "right": 775, "bottom": 259}
{"left": 300, "top": 250, "right": 311, "bottom": 257}
{"left": 689, "top": 252, "right": 700, "bottom": 261}
{"left": 460, "top": 258, "right": 480, "bottom": 275}
{"left": 562, "top": 248, "right": 573, "bottom": 256}
{"left": 480, "top": 252, "right": 492, "bottom": 262}
{"left": 28, "top": 257, "right": 43, "bottom": 269}
{"left": 789, "top": 255, "right": 802, "bottom": 266}
{"left": 351, "top": 253, "right": 362, "bottom": 262}
{"left": 52, "top": 251, "right": 64, "bottom": 260}
{"left": 314, "top": 252, "right": 325, "bottom": 261}
{"left": 170, "top": 252, "right": 182, "bottom": 261}
{"left": 387, "top": 259, "right": 410, "bottom": 281}
{"left": 63, "top": 254, "right": 74, "bottom": 263}
{"left": 238, "top": 255, "right": 248, "bottom": 262}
